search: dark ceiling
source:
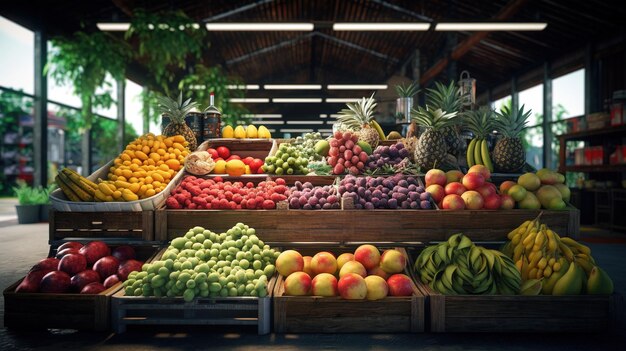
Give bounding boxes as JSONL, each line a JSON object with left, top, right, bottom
{"left": 2, "top": 0, "right": 625, "bottom": 126}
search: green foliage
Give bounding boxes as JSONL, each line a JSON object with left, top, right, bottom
{"left": 395, "top": 82, "right": 420, "bottom": 98}
{"left": 178, "top": 65, "right": 250, "bottom": 126}
{"left": 12, "top": 180, "right": 49, "bottom": 205}
{"left": 46, "top": 30, "right": 130, "bottom": 129}
{"left": 126, "top": 9, "right": 205, "bottom": 95}
{"left": 0, "top": 90, "right": 32, "bottom": 135}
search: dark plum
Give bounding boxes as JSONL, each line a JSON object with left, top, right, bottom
{"left": 420, "top": 192, "right": 431, "bottom": 201}
{"left": 421, "top": 200, "right": 432, "bottom": 209}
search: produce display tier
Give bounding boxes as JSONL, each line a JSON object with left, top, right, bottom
{"left": 3, "top": 245, "right": 159, "bottom": 331}
{"left": 155, "top": 207, "right": 580, "bottom": 244}
{"left": 273, "top": 247, "right": 424, "bottom": 333}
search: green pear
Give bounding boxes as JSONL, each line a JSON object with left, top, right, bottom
{"left": 554, "top": 183, "right": 571, "bottom": 203}
{"left": 314, "top": 140, "right": 330, "bottom": 157}
{"left": 587, "top": 266, "right": 614, "bottom": 295}
{"left": 518, "top": 192, "right": 541, "bottom": 210}
{"left": 536, "top": 185, "right": 565, "bottom": 210}
{"left": 552, "top": 261, "right": 584, "bottom": 295}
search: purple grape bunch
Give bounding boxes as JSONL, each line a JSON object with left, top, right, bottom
{"left": 288, "top": 181, "right": 341, "bottom": 210}
{"left": 366, "top": 142, "right": 411, "bottom": 170}
{"left": 338, "top": 174, "right": 433, "bottom": 210}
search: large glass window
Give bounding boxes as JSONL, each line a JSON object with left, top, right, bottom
{"left": 553, "top": 69, "right": 585, "bottom": 119}
{"left": 493, "top": 95, "right": 511, "bottom": 112}
{"left": 0, "top": 17, "right": 34, "bottom": 94}
{"left": 518, "top": 84, "right": 544, "bottom": 127}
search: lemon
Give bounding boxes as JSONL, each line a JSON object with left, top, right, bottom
{"left": 222, "top": 125, "right": 234, "bottom": 138}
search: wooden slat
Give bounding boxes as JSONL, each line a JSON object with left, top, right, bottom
{"left": 50, "top": 210, "right": 155, "bottom": 242}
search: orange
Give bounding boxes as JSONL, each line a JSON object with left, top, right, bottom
{"left": 225, "top": 159, "right": 246, "bottom": 176}
{"left": 213, "top": 159, "right": 227, "bottom": 174}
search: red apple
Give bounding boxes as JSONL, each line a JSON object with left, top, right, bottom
{"left": 338, "top": 273, "right": 367, "bottom": 300}
{"left": 70, "top": 269, "right": 101, "bottom": 292}
{"left": 250, "top": 159, "right": 264, "bottom": 172}
{"left": 499, "top": 181, "right": 516, "bottom": 195}
{"left": 387, "top": 274, "right": 414, "bottom": 296}
{"left": 57, "top": 241, "right": 83, "bottom": 252}
{"left": 93, "top": 256, "right": 120, "bottom": 281}
{"left": 216, "top": 146, "right": 230, "bottom": 159}
{"left": 81, "top": 282, "right": 106, "bottom": 294}
{"left": 103, "top": 275, "right": 121, "bottom": 289}
{"left": 15, "top": 270, "right": 49, "bottom": 293}
{"left": 112, "top": 245, "right": 136, "bottom": 262}
{"left": 353, "top": 244, "right": 381, "bottom": 270}
{"left": 461, "top": 190, "right": 484, "bottom": 210}
{"left": 425, "top": 184, "right": 445, "bottom": 203}
{"left": 242, "top": 156, "right": 255, "bottom": 165}
{"left": 39, "top": 271, "right": 71, "bottom": 293}
{"left": 444, "top": 182, "right": 466, "bottom": 196}
{"left": 56, "top": 247, "right": 80, "bottom": 259}
{"left": 226, "top": 155, "right": 241, "bottom": 161}
{"left": 117, "top": 259, "right": 143, "bottom": 281}
{"left": 476, "top": 183, "right": 497, "bottom": 199}
{"left": 442, "top": 194, "right": 466, "bottom": 210}
{"left": 30, "top": 257, "right": 60, "bottom": 273}
{"left": 468, "top": 164, "right": 491, "bottom": 181}
{"left": 58, "top": 253, "right": 87, "bottom": 276}
{"left": 483, "top": 194, "right": 502, "bottom": 210}
{"left": 207, "top": 148, "right": 219, "bottom": 159}
{"left": 425, "top": 169, "right": 447, "bottom": 187}
{"left": 79, "top": 241, "right": 111, "bottom": 266}
{"left": 500, "top": 194, "right": 515, "bottom": 209}
{"left": 462, "top": 172, "right": 485, "bottom": 190}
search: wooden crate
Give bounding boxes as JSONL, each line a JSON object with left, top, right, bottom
{"left": 197, "top": 138, "right": 276, "bottom": 160}
{"left": 3, "top": 245, "right": 159, "bottom": 331}
{"left": 407, "top": 249, "right": 623, "bottom": 333}
{"left": 273, "top": 246, "right": 425, "bottom": 333}
{"left": 156, "top": 207, "right": 579, "bottom": 244}
{"left": 49, "top": 209, "right": 155, "bottom": 244}
{"left": 110, "top": 275, "right": 276, "bottom": 335}
{"left": 199, "top": 174, "right": 338, "bottom": 186}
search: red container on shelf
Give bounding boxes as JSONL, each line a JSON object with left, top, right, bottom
{"left": 592, "top": 146, "right": 604, "bottom": 165}
{"left": 610, "top": 90, "right": 626, "bottom": 126}
{"left": 584, "top": 148, "right": 593, "bottom": 165}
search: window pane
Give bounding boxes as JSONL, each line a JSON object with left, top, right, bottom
{"left": 0, "top": 17, "right": 34, "bottom": 94}
{"left": 492, "top": 95, "right": 511, "bottom": 112}
{"left": 518, "top": 84, "right": 543, "bottom": 127}
{"left": 1, "top": 91, "right": 34, "bottom": 193}
{"left": 47, "top": 42, "right": 82, "bottom": 109}
{"left": 553, "top": 69, "right": 585, "bottom": 119}
{"left": 521, "top": 126, "right": 543, "bottom": 169}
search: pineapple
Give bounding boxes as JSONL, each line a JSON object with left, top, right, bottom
{"left": 493, "top": 105, "right": 531, "bottom": 172}
{"left": 425, "top": 81, "right": 464, "bottom": 155}
{"left": 157, "top": 92, "right": 199, "bottom": 151}
{"left": 465, "top": 107, "right": 494, "bottom": 141}
{"left": 411, "top": 107, "right": 458, "bottom": 170}
{"left": 335, "top": 93, "right": 380, "bottom": 148}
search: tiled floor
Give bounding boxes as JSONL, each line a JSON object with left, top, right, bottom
{"left": 0, "top": 216, "right": 625, "bottom": 350}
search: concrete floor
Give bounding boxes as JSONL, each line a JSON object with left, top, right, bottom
{"left": 0, "top": 208, "right": 625, "bottom": 350}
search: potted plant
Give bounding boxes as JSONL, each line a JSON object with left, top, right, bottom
{"left": 12, "top": 181, "right": 41, "bottom": 224}
{"left": 395, "top": 82, "right": 420, "bottom": 123}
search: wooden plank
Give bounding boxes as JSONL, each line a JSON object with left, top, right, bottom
{"left": 49, "top": 210, "right": 154, "bottom": 242}
{"left": 444, "top": 297, "right": 610, "bottom": 318}
{"left": 444, "top": 317, "right": 609, "bottom": 332}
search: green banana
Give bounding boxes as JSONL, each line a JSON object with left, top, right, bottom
{"left": 466, "top": 139, "right": 476, "bottom": 167}
{"left": 480, "top": 139, "right": 494, "bottom": 173}
{"left": 473, "top": 138, "right": 483, "bottom": 165}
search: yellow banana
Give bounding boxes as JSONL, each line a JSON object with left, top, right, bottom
{"left": 467, "top": 139, "right": 476, "bottom": 167}
{"left": 560, "top": 237, "right": 592, "bottom": 256}
{"left": 369, "top": 120, "right": 386, "bottom": 141}
{"left": 546, "top": 229, "right": 558, "bottom": 253}
{"left": 473, "top": 138, "right": 483, "bottom": 165}
{"left": 480, "top": 139, "right": 494, "bottom": 173}
{"left": 558, "top": 241, "right": 575, "bottom": 262}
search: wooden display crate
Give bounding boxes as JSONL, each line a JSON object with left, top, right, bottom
{"left": 110, "top": 274, "right": 276, "bottom": 335}
{"left": 156, "top": 207, "right": 579, "bottom": 244}
{"left": 273, "top": 246, "right": 425, "bottom": 333}
{"left": 49, "top": 209, "right": 155, "bottom": 244}
{"left": 197, "top": 138, "right": 276, "bottom": 160}
{"left": 3, "top": 245, "right": 159, "bottom": 331}
{"left": 408, "top": 249, "right": 623, "bottom": 333}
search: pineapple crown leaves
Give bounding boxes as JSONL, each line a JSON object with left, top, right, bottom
{"left": 335, "top": 93, "right": 377, "bottom": 128}
{"left": 410, "top": 106, "right": 459, "bottom": 131}
{"left": 494, "top": 104, "right": 532, "bottom": 138}
{"left": 395, "top": 82, "right": 420, "bottom": 98}
{"left": 464, "top": 106, "right": 495, "bottom": 139}
{"left": 425, "top": 81, "right": 463, "bottom": 113}
{"left": 156, "top": 91, "right": 199, "bottom": 123}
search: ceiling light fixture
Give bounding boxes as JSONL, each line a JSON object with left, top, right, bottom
{"left": 281, "top": 129, "right": 314, "bottom": 133}
{"left": 319, "top": 114, "right": 328, "bottom": 118}
{"left": 273, "top": 98, "right": 323, "bottom": 103}
{"left": 264, "top": 84, "right": 322, "bottom": 90}
{"left": 326, "top": 98, "right": 360, "bottom": 103}
{"left": 96, "top": 23, "right": 131, "bottom": 31}
{"left": 327, "top": 84, "right": 388, "bottom": 90}
{"left": 286, "top": 121, "right": 324, "bottom": 125}
{"left": 206, "top": 23, "right": 314, "bottom": 31}
{"left": 227, "top": 84, "right": 260, "bottom": 90}
{"left": 241, "top": 114, "right": 282, "bottom": 118}
{"left": 229, "top": 98, "right": 269, "bottom": 103}
{"left": 250, "top": 120, "right": 284, "bottom": 125}
{"left": 435, "top": 22, "right": 547, "bottom": 31}
{"left": 333, "top": 23, "right": 430, "bottom": 31}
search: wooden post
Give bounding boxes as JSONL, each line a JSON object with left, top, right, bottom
{"left": 543, "top": 62, "right": 553, "bottom": 169}
{"left": 117, "top": 79, "right": 126, "bottom": 152}
{"left": 33, "top": 30, "right": 48, "bottom": 187}
{"left": 511, "top": 76, "right": 519, "bottom": 113}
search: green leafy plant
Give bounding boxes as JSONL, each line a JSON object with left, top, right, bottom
{"left": 395, "top": 82, "right": 420, "bottom": 98}
{"left": 12, "top": 180, "right": 41, "bottom": 205}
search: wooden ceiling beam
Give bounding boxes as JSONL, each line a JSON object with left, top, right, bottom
{"left": 420, "top": 0, "right": 530, "bottom": 85}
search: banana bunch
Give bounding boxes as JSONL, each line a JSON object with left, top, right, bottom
{"left": 414, "top": 233, "right": 521, "bottom": 295}
{"left": 56, "top": 168, "right": 98, "bottom": 202}
{"left": 502, "top": 215, "right": 614, "bottom": 295}
{"left": 466, "top": 138, "right": 493, "bottom": 173}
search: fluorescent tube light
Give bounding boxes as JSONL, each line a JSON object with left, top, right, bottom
{"left": 227, "top": 85, "right": 260, "bottom": 90}
{"left": 318, "top": 129, "right": 333, "bottom": 133}
{"left": 97, "top": 23, "right": 130, "bottom": 31}
{"left": 333, "top": 23, "right": 430, "bottom": 31}
{"left": 327, "top": 84, "right": 388, "bottom": 90}
{"left": 264, "top": 84, "right": 322, "bottom": 90}
{"left": 250, "top": 120, "right": 283, "bottom": 125}
{"left": 206, "top": 23, "right": 314, "bottom": 31}
{"left": 229, "top": 98, "right": 269, "bottom": 103}
{"left": 329, "top": 114, "right": 342, "bottom": 118}
{"left": 242, "top": 114, "right": 282, "bottom": 118}
{"left": 286, "top": 121, "right": 324, "bottom": 125}
{"left": 435, "top": 22, "right": 547, "bottom": 31}
{"left": 319, "top": 114, "right": 328, "bottom": 118}
{"left": 273, "top": 98, "right": 323, "bottom": 103}
{"left": 281, "top": 129, "right": 314, "bottom": 133}
{"left": 326, "top": 98, "right": 360, "bottom": 103}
